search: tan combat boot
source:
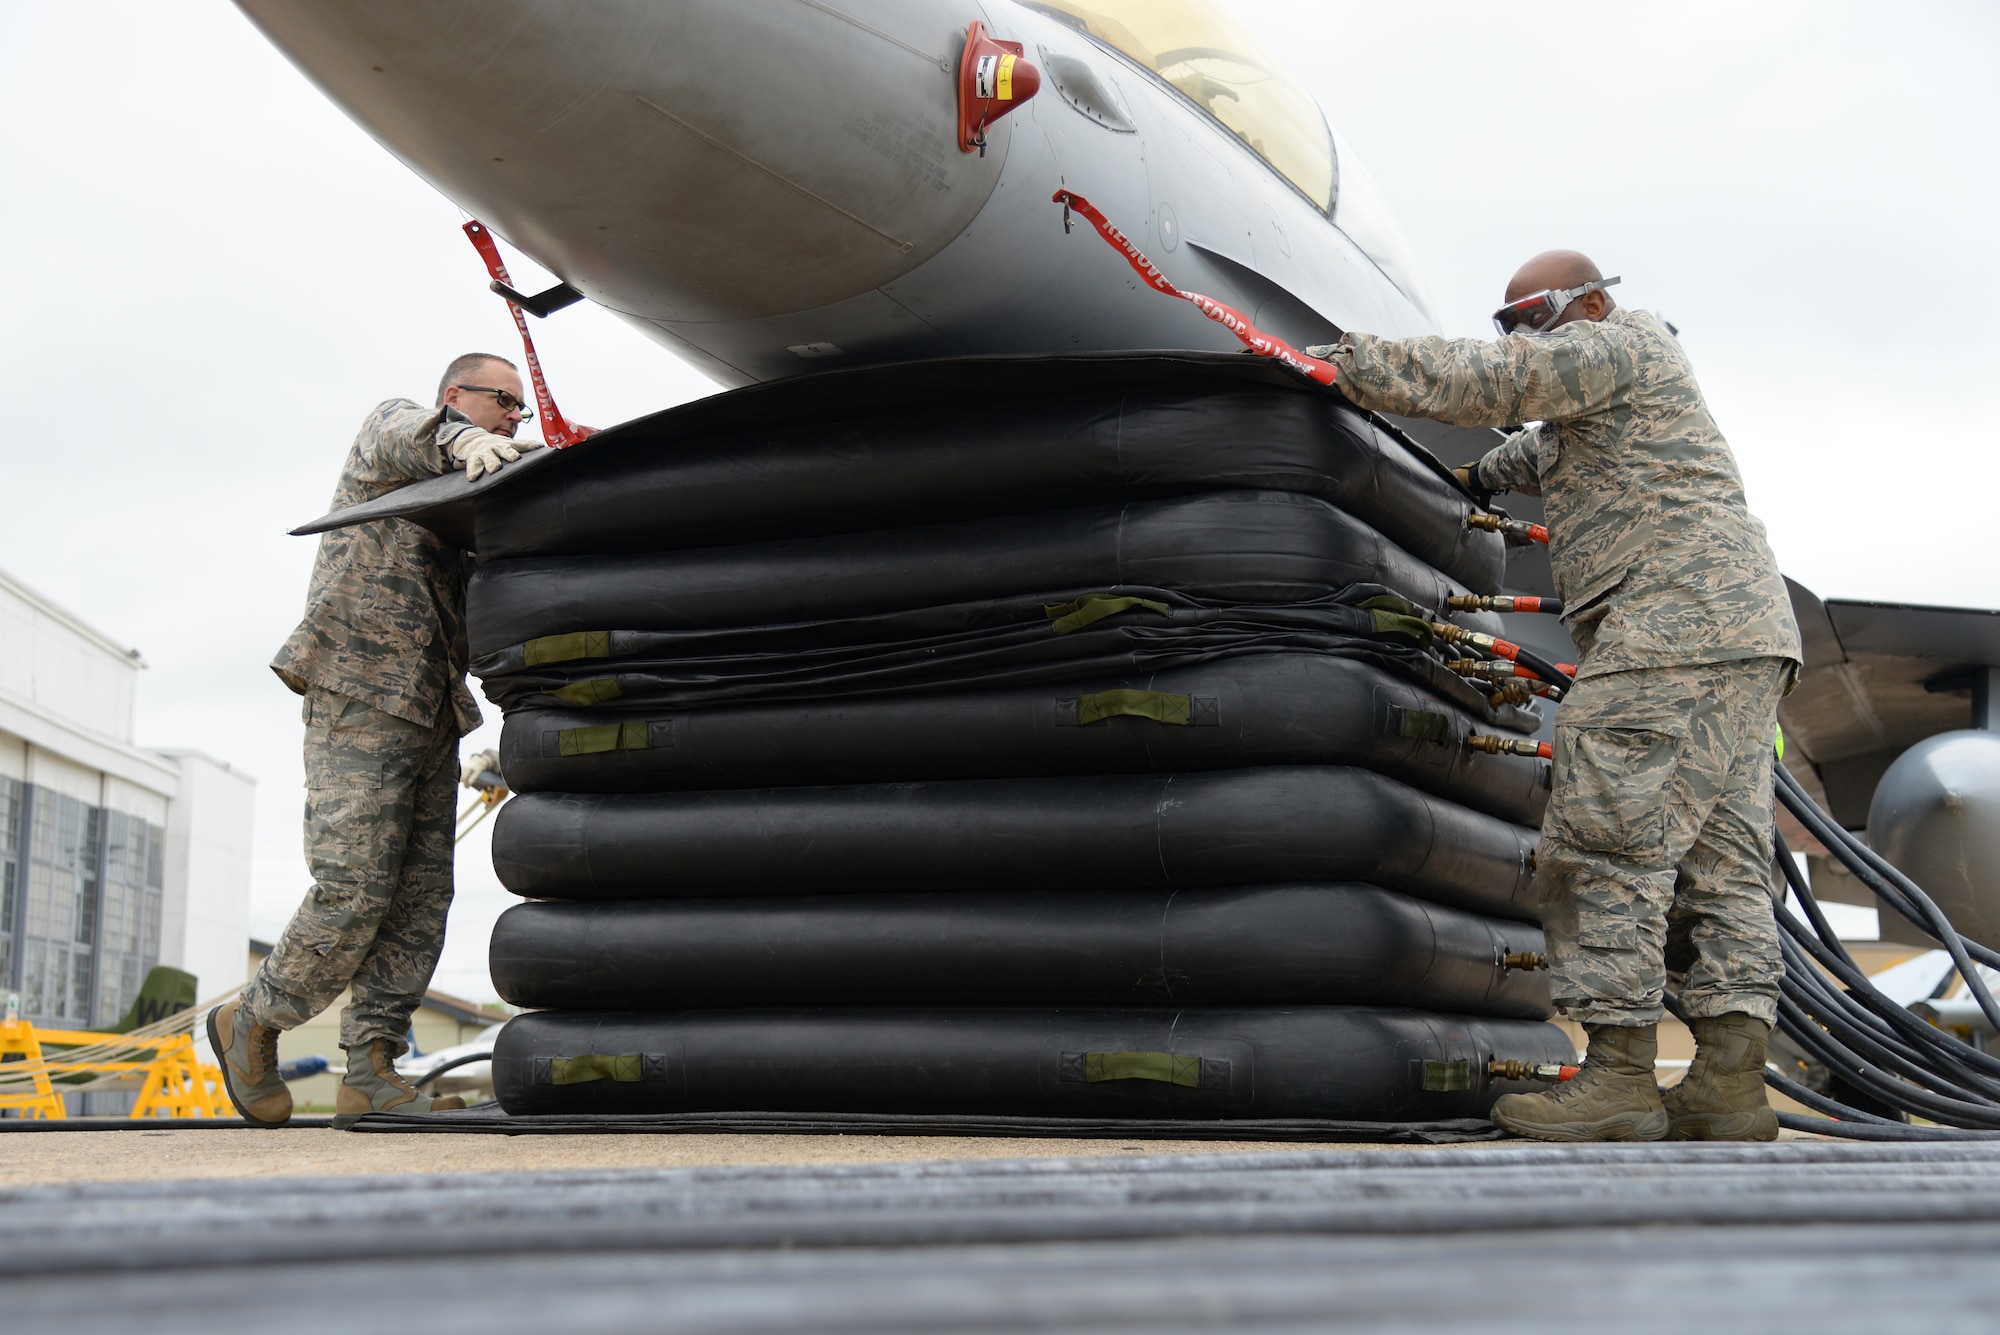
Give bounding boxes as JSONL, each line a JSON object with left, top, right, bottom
{"left": 208, "top": 999, "right": 293, "bottom": 1128}
{"left": 1663, "top": 1013, "right": 1780, "bottom": 1141}
{"left": 333, "top": 1039, "right": 467, "bottom": 1129}
{"left": 1490, "top": 1023, "right": 1669, "bottom": 1142}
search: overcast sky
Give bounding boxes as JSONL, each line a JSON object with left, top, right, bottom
{"left": 2, "top": 3, "right": 1993, "bottom": 1001}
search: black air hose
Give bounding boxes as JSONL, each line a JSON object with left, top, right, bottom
{"left": 1503, "top": 634, "right": 2000, "bottom": 1138}
{"left": 1757, "top": 765, "right": 2000, "bottom": 1137}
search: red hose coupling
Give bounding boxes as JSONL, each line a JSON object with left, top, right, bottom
{"left": 1467, "top": 513, "right": 1550, "bottom": 544}
{"left": 1447, "top": 595, "right": 1562, "bottom": 615}
{"left": 1489, "top": 1059, "right": 1579, "bottom": 1082}
{"left": 1469, "top": 734, "right": 1553, "bottom": 759}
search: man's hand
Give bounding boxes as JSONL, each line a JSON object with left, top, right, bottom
{"left": 450, "top": 428, "right": 544, "bottom": 482}
{"left": 1304, "top": 343, "right": 1342, "bottom": 360}
{"left": 1453, "top": 463, "right": 1500, "bottom": 507}
{"left": 460, "top": 749, "right": 503, "bottom": 791}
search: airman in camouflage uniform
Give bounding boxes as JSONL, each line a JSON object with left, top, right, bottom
{"left": 1317, "top": 252, "right": 1800, "bottom": 1142}
{"left": 209, "top": 354, "right": 539, "bottom": 1128}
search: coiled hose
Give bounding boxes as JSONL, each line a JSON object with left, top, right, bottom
{"left": 1757, "top": 762, "right": 2000, "bottom": 1139}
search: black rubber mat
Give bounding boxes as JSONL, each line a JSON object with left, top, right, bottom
{"left": 344, "top": 1104, "right": 1506, "bottom": 1142}
{"left": 0, "top": 1116, "right": 336, "bottom": 1132}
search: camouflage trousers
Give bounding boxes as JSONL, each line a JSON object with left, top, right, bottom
{"left": 239, "top": 687, "right": 458, "bottom": 1054}
{"left": 1536, "top": 657, "right": 1790, "bottom": 1027}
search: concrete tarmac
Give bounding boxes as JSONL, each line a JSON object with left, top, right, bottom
{"left": 4, "top": 1141, "right": 1996, "bottom": 1334}
{"left": 0, "top": 1125, "right": 1484, "bottom": 1187}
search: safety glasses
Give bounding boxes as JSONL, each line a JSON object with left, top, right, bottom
{"left": 455, "top": 384, "right": 535, "bottom": 420}
{"left": 1492, "top": 277, "right": 1621, "bottom": 336}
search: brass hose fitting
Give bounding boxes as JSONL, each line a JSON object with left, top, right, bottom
{"left": 1488, "top": 1059, "right": 1578, "bottom": 1082}
{"left": 1468, "top": 734, "right": 1553, "bottom": 759}
{"left": 1502, "top": 951, "right": 1550, "bottom": 971}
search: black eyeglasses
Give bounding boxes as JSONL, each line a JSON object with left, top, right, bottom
{"left": 455, "top": 384, "right": 534, "bottom": 420}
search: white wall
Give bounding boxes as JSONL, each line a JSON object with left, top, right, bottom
{"left": 155, "top": 750, "right": 255, "bottom": 1004}
{"left": 0, "top": 569, "right": 142, "bottom": 744}
{"left": 25, "top": 746, "right": 103, "bottom": 808}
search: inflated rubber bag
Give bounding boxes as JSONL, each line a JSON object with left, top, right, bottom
{"left": 495, "top": 652, "right": 1550, "bottom": 825}
{"left": 492, "top": 1006, "right": 1575, "bottom": 1120}
{"left": 295, "top": 352, "right": 1503, "bottom": 594}
{"left": 490, "top": 765, "right": 1540, "bottom": 922}
{"left": 490, "top": 884, "right": 1552, "bottom": 1015}
{"left": 470, "top": 382, "right": 1504, "bottom": 592}
{"left": 465, "top": 491, "right": 1496, "bottom": 658}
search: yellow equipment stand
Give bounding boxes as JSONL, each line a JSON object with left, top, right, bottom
{"left": 0, "top": 1012, "right": 235, "bottom": 1120}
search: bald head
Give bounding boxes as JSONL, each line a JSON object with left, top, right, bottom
{"left": 1499, "top": 249, "right": 1616, "bottom": 333}
{"left": 1506, "top": 250, "right": 1605, "bottom": 302}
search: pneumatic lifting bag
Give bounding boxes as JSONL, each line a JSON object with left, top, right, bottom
{"left": 468, "top": 383, "right": 1504, "bottom": 592}
{"left": 294, "top": 353, "right": 1503, "bottom": 594}
{"left": 490, "top": 884, "right": 1553, "bottom": 1017}
{"left": 491, "top": 1006, "right": 1576, "bottom": 1120}
{"left": 497, "top": 652, "right": 1551, "bottom": 828}
{"left": 491, "top": 765, "right": 1541, "bottom": 923}
{"left": 465, "top": 491, "right": 1492, "bottom": 658}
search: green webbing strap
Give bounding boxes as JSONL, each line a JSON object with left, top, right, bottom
{"left": 523, "top": 630, "right": 612, "bottom": 667}
{"left": 1420, "top": 1059, "right": 1471, "bottom": 1092}
{"left": 1085, "top": 1051, "right": 1203, "bottom": 1087}
{"left": 556, "top": 721, "right": 652, "bottom": 756}
{"left": 1395, "top": 707, "right": 1452, "bottom": 745}
{"left": 1361, "top": 594, "right": 1435, "bottom": 645}
{"left": 552, "top": 676, "right": 625, "bottom": 706}
{"left": 1043, "top": 594, "right": 1172, "bottom": 635}
{"left": 549, "top": 1053, "right": 644, "bottom": 1085}
{"left": 1077, "top": 689, "right": 1192, "bottom": 726}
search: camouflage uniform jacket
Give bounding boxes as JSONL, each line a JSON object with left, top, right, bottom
{"left": 1327, "top": 308, "right": 1800, "bottom": 682}
{"left": 271, "top": 399, "right": 485, "bottom": 735}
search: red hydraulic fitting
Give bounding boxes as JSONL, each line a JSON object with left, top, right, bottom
{"left": 1467, "top": 513, "right": 1550, "bottom": 544}
{"left": 1489, "top": 1059, "right": 1581, "bottom": 1082}
{"left": 1431, "top": 623, "right": 1525, "bottom": 662}
{"left": 1447, "top": 594, "right": 1564, "bottom": 615}
{"left": 1444, "top": 658, "right": 1576, "bottom": 683}
{"left": 1469, "top": 734, "right": 1553, "bottom": 759}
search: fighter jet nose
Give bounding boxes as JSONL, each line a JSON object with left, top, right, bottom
{"left": 235, "top": 0, "right": 1004, "bottom": 323}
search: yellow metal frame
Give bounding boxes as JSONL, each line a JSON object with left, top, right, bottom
{"left": 0, "top": 1014, "right": 235, "bottom": 1120}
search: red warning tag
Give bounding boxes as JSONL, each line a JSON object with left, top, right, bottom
{"left": 463, "top": 221, "right": 596, "bottom": 449}
{"left": 1052, "top": 189, "right": 1339, "bottom": 387}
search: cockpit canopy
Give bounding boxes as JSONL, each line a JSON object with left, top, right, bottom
{"left": 1027, "top": 0, "right": 1336, "bottom": 214}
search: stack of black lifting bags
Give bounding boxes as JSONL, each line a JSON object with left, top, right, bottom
{"left": 446, "top": 356, "right": 1573, "bottom": 1125}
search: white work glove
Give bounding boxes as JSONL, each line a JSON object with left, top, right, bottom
{"left": 449, "top": 428, "right": 542, "bottom": 482}
{"left": 460, "top": 749, "right": 503, "bottom": 790}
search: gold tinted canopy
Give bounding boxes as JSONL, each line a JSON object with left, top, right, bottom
{"left": 1028, "top": 0, "right": 1336, "bottom": 212}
